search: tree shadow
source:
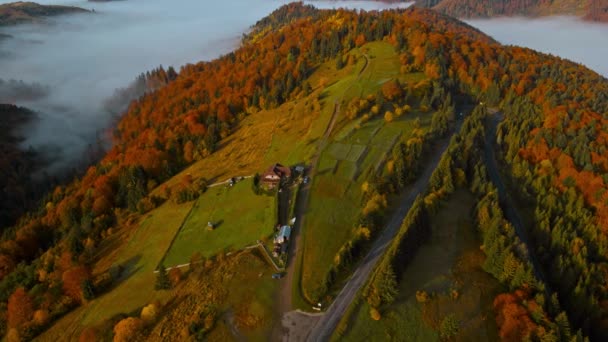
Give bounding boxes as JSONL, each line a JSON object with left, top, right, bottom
{"left": 96, "top": 254, "right": 143, "bottom": 295}
{"left": 211, "top": 219, "right": 224, "bottom": 229}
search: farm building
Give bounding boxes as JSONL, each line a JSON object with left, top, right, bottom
{"left": 274, "top": 225, "right": 292, "bottom": 244}
{"left": 261, "top": 163, "right": 291, "bottom": 189}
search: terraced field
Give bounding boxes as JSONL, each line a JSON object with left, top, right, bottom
{"left": 299, "top": 41, "right": 434, "bottom": 303}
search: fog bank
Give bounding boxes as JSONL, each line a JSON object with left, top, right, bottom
{"left": 0, "top": 0, "right": 412, "bottom": 173}
{"left": 466, "top": 17, "right": 608, "bottom": 78}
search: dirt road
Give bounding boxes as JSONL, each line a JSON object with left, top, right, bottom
{"left": 484, "top": 112, "right": 548, "bottom": 286}
{"left": 273, "top": 53, "right": 386, "bottom": 340}
{"left": 305, "top": 133, "right": 455, "bottom": 341}
{"left": 272, "top": 100, "right": 341, "bottom": 340}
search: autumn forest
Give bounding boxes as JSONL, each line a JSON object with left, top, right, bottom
{"left": 0, "top": 1, "right": 608, "bottom": 341}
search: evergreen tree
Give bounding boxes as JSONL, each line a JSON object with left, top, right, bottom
{"left": 155, "top": 264, "right": 171, "bottom": 290}
{"left": 335, "top": 54, "right": 345, "bottom": 70}
{"left": 81, "top": 279, "right": 95, "bottom": 300}
{"left": 555, "top": 312, "right": 572, "bottom": 339}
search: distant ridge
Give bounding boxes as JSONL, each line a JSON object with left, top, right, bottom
{"left": 415, "top": 0, "right": 608, "bottom": 22}
{"left": 0, "top": 1, "right": 89, "bottom": 26}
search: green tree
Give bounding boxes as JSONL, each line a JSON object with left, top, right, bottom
{"left": 439, "top": 314, "right": 459, "bottom": 339}
{"left": 81, "top": 279, "right": 95, "bottom": 300}
{"left": 155, "top": 264, "right": 171, "bottom": 290}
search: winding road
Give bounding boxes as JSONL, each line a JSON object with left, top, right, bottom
{"left": 280, "top": 109, "right": 549, "bottom": 341}
{"left": 275, "top": 53, "right": 370, "bottom": 320}
{"left": 305, "top": 130, "right": 457, "bottom": 341}
{"left": 484, "top": 111, "right": 549, "bottom": 287}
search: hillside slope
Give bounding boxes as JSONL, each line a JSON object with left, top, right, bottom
{"left": 0, "top": 1, "right": 88, "bottom": 26}
{"left": 2, "top": 3, "right": 608, "bottom": 341}
{"left": 416, "top": 0, "right": 608, "bottom": 21}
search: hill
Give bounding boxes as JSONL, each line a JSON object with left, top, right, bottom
{"left": 1, "top": 3, "right": 608, "bottom": 341}
{"left": 0, "top": 1, "right": 88, "bottom": 26}
{"left": 416, "top": 0, "right": 608, "bottom": 22}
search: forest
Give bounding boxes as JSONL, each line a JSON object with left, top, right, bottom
{"left": 0, "top": 105, "right": 41, "bottom": 230}
{"left": 0, "top": 2, "right": 607, "bottom": 340}
{"left": 415, "top": 0, "right": 608, "bottom": 21}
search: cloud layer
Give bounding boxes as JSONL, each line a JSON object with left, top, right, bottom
{"left": 467, "top": 16, "right": 608, "bottom": 78}
{"left": 0, "top": 0, "right": 412, "bottom": 173}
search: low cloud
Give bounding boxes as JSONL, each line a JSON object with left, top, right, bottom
{"left": 0, "top": 0, "right": 411, "bottom": 174}
{"left": 466, "top": 16, "right": 608, "bottom": 78}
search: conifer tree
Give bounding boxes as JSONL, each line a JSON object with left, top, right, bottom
{"left": 155, "top": 264, "right": 171, "bottom": 290}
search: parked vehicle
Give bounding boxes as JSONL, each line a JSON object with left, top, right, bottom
{"left": 272, "top": 272, "right": 285, "bottom": 279}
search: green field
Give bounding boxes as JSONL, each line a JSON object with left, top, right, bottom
{"left": 298, "top": 41, "right": 435, "bottom": 303}
{"left": 163, "top": 179, "right": 275, "bottom": 266}
{"left": 38, "top": 201, "right": 194, "bottom": 340}
{"left": 144, "top": 250, "right": 279, "bottom": 342}
{"left": 339, "top": 191, "right": 503, "bottom": 341}
{"left": 300, "top": 114, "right": 429, "bottom": 303}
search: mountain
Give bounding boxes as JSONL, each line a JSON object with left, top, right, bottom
{"left": 0, "top": 1, "right": 89, "bottom": 26}
{"left": 416, "top": 0, "right": 608, "bottom": 22}
{"left": 1, "top": 3, "right": 608, "bottom": 341}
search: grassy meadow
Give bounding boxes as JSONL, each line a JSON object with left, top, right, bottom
{"left": 163, "top": 179, "right": 275, "bottom": 266}
{"left": 38, "top": 39, "right": 437, "bottom": 338}
{"left": 37, "top": 201, "right": 194, "bottom": 340}
{"left": 147, "top": 250, "right": 279, "bottom": 341}
{"left": 298, "top": 41, "right": 433, "bottom": 304}
{"left": 39, "top": 48, "right": 367, "bottom": 337}
{"left": 338, "top": 190, "right": 503, "bottom": 341}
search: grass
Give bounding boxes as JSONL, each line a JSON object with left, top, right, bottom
{"left": 299, "top": 113, "right": 431, "bottom": 299}
{"left": 162, "top": 179, "right": 275, "bottom": 266}
{"left": 299, "top": 114, "right": 427, "bottom": 302}
{"left": 149, "top": 49, "right": 367, "bottom": 198}
{"left": 358, "top": 41, "right": 402, "bottom": 95}
{"left": 35, "top": 36, "right": 441, "bottom": 341}
{"left": 37, "top": 200, "right": 194, "bottom": 340}
{"left": 40, "top": 46, "right": 368, "bottom": 337}
{"left": 297, "top": 41, "right": 436, "bottom": 303}
{"left": 144, "top": 250, "right": 279, "bottom": 341}
{"left": 338, "top": 190, "right": 503, "bottom": 341}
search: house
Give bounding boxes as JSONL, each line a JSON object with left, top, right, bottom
{"left": 272, "top": 245, "right": 281, "bottom": 258}
{"left": 274, "top": 225, "right": 292, "bottom": 244}
{"left": 261, "top": 163, "right": 291, "bottom": 189}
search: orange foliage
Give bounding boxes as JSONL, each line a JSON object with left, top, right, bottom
{"left": 381, "top": 80, "right": 402, "bottom": 101}
{"left": 7, "top": 287, "right": 33, "bottom": 329}
{"left": 79, "top": 327, "right": 99, "bottom": 342}
{"left": 0, "top": 254, "right": 16, "bottom": 281}
{"left": 62, "top": 266, "right": 91, "bottom": 303}
{"left": 113, "top": 317, "right": 144, "bottom": 342}
{"left": 493, "top": 290, "right": 539, "bottom": 341}
{"left": 169, "top": 267, "right": 182, "bottom": 286}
